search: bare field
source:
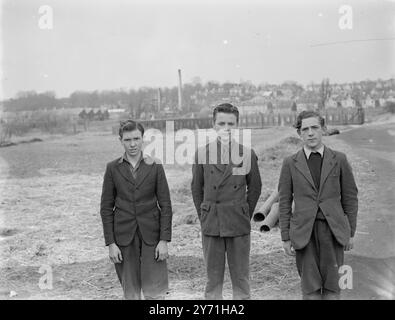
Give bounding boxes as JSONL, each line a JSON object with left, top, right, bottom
{"left": 0, "top": 126, "right": 373, "bottom": 299}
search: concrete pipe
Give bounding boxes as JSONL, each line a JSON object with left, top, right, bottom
{"left": 259, "top": 202, "right": 280, "bottom": 232}
{"left": 253, "top": 189, "right": 279, "bottom": 222}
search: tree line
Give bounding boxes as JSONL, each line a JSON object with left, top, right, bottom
{"left": 3, "top": 78, "right": 392, "bottom": 114}
{"left": 1, "top": 80, "right": 306, "bottom": 114}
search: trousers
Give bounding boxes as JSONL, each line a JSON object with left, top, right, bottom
{"left": 202, "top": 234, "right": 250, "bottom": 300}
{"left": 114, "top": 228, "right": 168, "bottom": 300}
{"left": 295, "top": 219, "right": 344, "bottom": 299}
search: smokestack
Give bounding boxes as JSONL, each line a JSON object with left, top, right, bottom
{"left": 178, "top": 69, "right": 183, "bottom": 111}
{"left": 157, "top": 88, "right": 161, "bottom": 112}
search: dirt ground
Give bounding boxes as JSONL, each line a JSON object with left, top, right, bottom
{"left": 0, "top": 122, "right": 393, "bottom": 300}
{"left": 336, "top": 118, "right": 395, "bottom": 300}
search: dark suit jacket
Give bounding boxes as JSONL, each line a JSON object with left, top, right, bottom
{"left": 191, "top": 141, "right": 262, "bottom": 237}
{"left": 278, "top": 146, "right": 358, "bottom": 250}
{"left": 100, "top": 155, "right": 172, "bottom": 246}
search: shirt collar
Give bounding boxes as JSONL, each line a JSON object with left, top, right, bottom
{"left": 216, "top": 136, "right": 240, "bottom": 148}
{"left": 303, "top": 145, "right": 324, "bottom": 159}
{"left": 118, "top": 152, "right": 156, "bottom": 166}
{"left": 119, "top": 152, "right": 143, "bottom": 167}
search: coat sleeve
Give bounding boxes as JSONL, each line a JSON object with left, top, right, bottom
{"left": 278, "top": 157, "right": 293, "bottom": 242}
{"left": 100, "top": 163, "right": 116, "bottom": 246}
{"left": 246, "top": 149, "right": 262, "bottom": 218}
{"left": 156, "top": 164, "right": 173, "bottom": 242}
{"left": 191, "top": 151, "right": 204, "bottom": 218}
{"left": 340, "top": 154, "right": 358, "bottom": 237}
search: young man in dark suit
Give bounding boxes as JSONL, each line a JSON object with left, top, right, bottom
{"left": 100, "top": 120, "right": 172, "bottom": 300}
{"left": 191, "top": 103, "right": 262, "bottom": 300}
{"left": 278, "top": 110, "right": 358, "bottom": 300}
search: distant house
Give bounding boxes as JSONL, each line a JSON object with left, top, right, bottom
{"left": 376, "top": 82, "right": 383, "bottom": 89}
{"left": 325, "top": 96, "right": 338, "bottom": 109}
{"left": 230, "top": 86, "right": 243, "bottom": 97}
{"left": 378, "top": 98, "right": 386, "bottom": 106}
{"left": 243, "top": 95, "right": 268, "bottom": 105}
{"left": 280, "top": 89, "right": 293, "bottom": 100}
{"left": 306, "top": 84, "right": 320, "bottom": 92}
{"left": 261, "top": 91, "right": 275, "bottom": 99}
{"left": 294, "top": 103, "right": 311, "bottom": 112}
{"left": 363, "top": 94, "right": 375, "bottom": 108}
{"left": 108, "top": 108, "right": 126, "bottom": 113}
{"left": 341, "top": 95, "right": 356, "bottom": 108}
{"left": 387, "top": 95, "right": 395, "bottom": 103}
{"left": 297, "top": 92, "right": 320, "bottom": 109}
{"left": 237, "top": 105, "right": 266, "bottom": 115}
{"left": 108, "top": 108, "right": 127, "bottom": 120}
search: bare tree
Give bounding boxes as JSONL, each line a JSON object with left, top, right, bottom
{"left": 267, "top": 101, "right": 274, "bottom": 113}
{"left": 291, "top": 101, "right": 297, "bottom": 112}
{"left": 319, "top": 78, "right": 331, "bottom": 110}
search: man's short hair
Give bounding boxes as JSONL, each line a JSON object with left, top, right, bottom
{"left": 213, "top": 103, "right": 239, "bottom": 123}
{"left": 294, "top": 110, "right": 325, "bottom": 132}
{"left": 119, "top": 119, "right": 145, "bottom": 138}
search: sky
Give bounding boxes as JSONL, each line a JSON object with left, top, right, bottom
{"left": 1, "top": 0, "right": 395, "bottom": 99}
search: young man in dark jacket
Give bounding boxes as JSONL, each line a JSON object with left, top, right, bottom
{"left": 100, "top": 120, "right": 172, "bottom": 300}
{"left": 191, "top": 103, "right": 262, "bottom": 299}
{"left": 278, "top": 110, "right": 358, "bottom": 300}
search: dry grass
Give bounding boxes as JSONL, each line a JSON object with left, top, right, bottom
{"left": 0, "top": 125, "right": 375, "bottom": 299}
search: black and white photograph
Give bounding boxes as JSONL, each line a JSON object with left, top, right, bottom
{"left": 0, "top": 0, "right": 394, "bottom": 303}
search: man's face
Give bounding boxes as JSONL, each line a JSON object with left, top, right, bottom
{"left": 299, "top": 116, "right": 324, "bottom": 150}
{"left": 213, "top": 112, "right": 238, "bottom": 143}
{"left": 120, "top": 129, "right": 143, "bottom": 157}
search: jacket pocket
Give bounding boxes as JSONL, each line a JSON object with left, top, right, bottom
{"left": 241, "top": 203, "right": 250, "bottom": 217}
{"left": 151, "top": 207, "right": 160, "bottom": 219}
{"left": 329, "top": 166, "right": 340, "bottom": 177}
{"left": 200, "top": 202, "right": 211, "bottom": 220}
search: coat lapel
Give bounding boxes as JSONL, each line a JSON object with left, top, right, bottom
{"left": 135, "top": 160, "right": 154, "bottom": 188}
{"left": 219, "top": 162, "right": 233, "bottom": 185}
{"left": 207, "top": 140, "right": 226, "bottom": 173}
{"left": 293, "top": 149, "right": 317, "bottom": 192}
{"left": 117, "top": 160, "right": 136, "bottom": 185}
{"left": 213, "top": 163, "right": 226, "bottom": 173}
{"left": 218, "top": 142, "right": 244, "bottom": 186}
{"left": 319, "top": 147, "right": 337, "bottom": 195}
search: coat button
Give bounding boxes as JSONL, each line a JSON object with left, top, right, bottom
{"left": 213, "top": 186, "right": 217, "bottom": 190}
{"left": 216, "top": 201, "right": 220, "bottom": 204}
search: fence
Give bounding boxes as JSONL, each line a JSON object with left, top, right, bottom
{"left": 114, "top": 108, "right": 364, "bottom": 133}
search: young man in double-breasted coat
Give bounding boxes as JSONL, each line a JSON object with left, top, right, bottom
{"left": 191, "top": 103, "right": 262, "bottom": 300}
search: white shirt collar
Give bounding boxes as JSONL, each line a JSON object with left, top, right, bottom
{"left": 304, "top": 145, "right": 324, "bottom": 159}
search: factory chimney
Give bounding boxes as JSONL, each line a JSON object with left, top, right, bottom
{"left": 157, "top": 88, "right": 161, "bottom": 113}
{"left": 177, "top": 69, "right": 183, "bottom": 111}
